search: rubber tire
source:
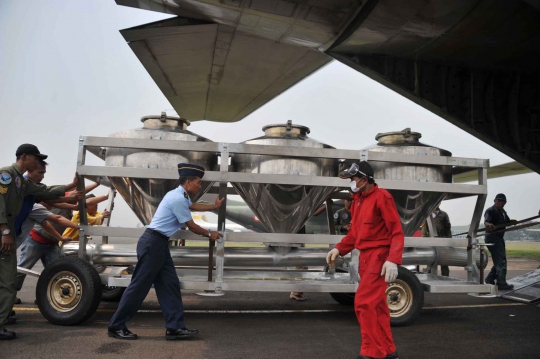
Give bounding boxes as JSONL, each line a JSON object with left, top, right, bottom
{"left": 329, "top": 291, "right": 355, "bottom": 305}
{"left": 101, "top": 286, "right": 125, "bottom": 302}
{"left": 388, "top": 266, "right": 424, "bottom": 327}
{"left": 329, "top": 266, "right": 424, "bottom": 327}
{"left": 36, "top": 257, "right": 102, "bottom": 326}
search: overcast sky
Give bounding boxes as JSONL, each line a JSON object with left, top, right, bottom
{"left": 1, "top": 0, "right": 538, "bottom": 229}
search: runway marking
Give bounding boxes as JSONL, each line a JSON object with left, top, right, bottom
{"left": 422, "top": 303, "right": 526, "bottom": 310}
{"left": 13, "top": 302, "right": 526, "bottom": 314}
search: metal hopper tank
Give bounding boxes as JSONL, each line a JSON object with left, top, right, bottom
{"left": 231, "top": 121, "right": 338, "bottom": 234}
{"left": 104, "top": 113, "right": 217, "bottom": 225}
{"left": 362, "top": 128, "right": 452, "bottom": 235}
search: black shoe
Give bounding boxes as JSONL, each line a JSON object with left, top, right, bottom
{"left": 1, "top": 317, "right": 16, "bottom": 325}
{"left": 498, "top": 284, "right": 514, "bottom": 290}
{"left": 14, "top": 297, "right": 21, "bottom": 304}
{"left": 0, "top": 329, "right": 16, "bottom": 340}
{"left": 107, "top": 327, "right": 138, "bottom": 340}
{"left": 165, "top": 328, "right": 198, "bottom": 340}
{"left": 10, "top": 310, "right": 15, "bottom": 317}
{"left": 385, "top": 352, "right": 399, "bottom": 359}
{"left": 485, "top": 278, "right": 495, "bottom": 285}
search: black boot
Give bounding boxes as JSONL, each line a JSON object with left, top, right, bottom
{"left": 107, "top": 327, "right": 138, "bottom": 340}
{"left": 0, "top": 329, "right": 16, "bottom": 340}
{"left": 165, "top": 328, "right": 198, "bottom": 340}
{"left": 385, "top": 352, "right": 399, "bottom": 359}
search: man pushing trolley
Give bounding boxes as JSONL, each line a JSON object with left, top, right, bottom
{"left": 108, "top": 163, "right": 224, "bottom": 340}
{"left": 327, "top": 161, "right": 404, "bottom": 359}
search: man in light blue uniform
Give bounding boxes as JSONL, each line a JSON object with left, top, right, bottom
{"left": 108, "top": 163, "right": 224, "bottom": 340}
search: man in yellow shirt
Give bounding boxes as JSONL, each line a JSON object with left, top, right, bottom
{"left": 62, "top": 194, "right": 110, "bottom": 240}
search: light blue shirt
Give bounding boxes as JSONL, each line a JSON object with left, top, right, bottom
{"left": 147, "top": 186, "right": 193, "bottom": 237}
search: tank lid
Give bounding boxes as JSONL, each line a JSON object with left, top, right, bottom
{"left": 375, "top": 128, "right": 421, "bottom": 145}
{"left": 262, "top": 120, "right": 310, "bottom": 137}
{"left": 140, "top": 112, "right": 191, "bottom": 129}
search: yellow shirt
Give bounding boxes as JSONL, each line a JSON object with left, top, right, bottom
{"left": 62, "top": 211, "right": 105, "bottom": 240}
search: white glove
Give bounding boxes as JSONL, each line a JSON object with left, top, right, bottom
{"left": 326, "top": 248, "right": 340, "bottom": 266}
{"left": 381, "top": 261, "right": 398, "bottom": 283}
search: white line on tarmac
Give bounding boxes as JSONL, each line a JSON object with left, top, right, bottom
{"left": 13, "top": 302, "right": 526, "bottom": 314}
{"left": 422, "top": 303, "right": 526, "bottom": 310}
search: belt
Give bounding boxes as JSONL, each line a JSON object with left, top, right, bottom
{"left": 145, "top": 228, "right": 169, "bottom": 241}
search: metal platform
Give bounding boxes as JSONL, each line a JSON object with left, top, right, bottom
{"left": 500, "top": 269, "right": 540, "bottom": 303}
{"left": 417, "top": 273, "right": 492, "bottom": 294}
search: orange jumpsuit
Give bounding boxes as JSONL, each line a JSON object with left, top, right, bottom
{"left": 335, "top": 185, "right": 404, "bottom": 358}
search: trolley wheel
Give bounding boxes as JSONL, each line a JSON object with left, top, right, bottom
{"left": 387, "top": 266, "right": 424, "bottom": 327}
{"left": 36, "top": 257, "right": 102, "bottom": 326}
{"left": 101, "top": 285, "right": 125, "bottom": 302}
{"left": 329, "top": 292, "right": 355, "bottom": 305}
{"left": 329, "top": 266, "right": 424, "bottom": 327}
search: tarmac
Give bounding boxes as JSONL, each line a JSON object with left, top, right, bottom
{"left": 3, "top": 258, "right": 540, "bottom": 359}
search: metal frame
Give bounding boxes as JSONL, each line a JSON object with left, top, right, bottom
{"left": 74, "top": 136, "right": 491, "bottom": 294}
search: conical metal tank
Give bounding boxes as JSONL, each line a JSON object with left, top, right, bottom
{"left": 231, "top": 121, "right": 338, "bottom": 234}
{"left": 361, "top": 128, "right": 452, "bottom": 236}
{"left": 104, "top": 113, "right": 217, "bottom": 225}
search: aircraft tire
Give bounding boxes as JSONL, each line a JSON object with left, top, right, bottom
{"left": 36, "top": 257, "right": 102, "bottom": 326}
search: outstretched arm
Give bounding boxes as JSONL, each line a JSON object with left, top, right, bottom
{"left": 189, "top": 196, "right": 225, "bottom": 212}
{"left": 185, "top": 220, "right": 222, "bottom": 240}
{"left": 41, "top": 221, "right": 73, "bottom": 243}
{"left": 47, "top": 214, "right": 80, "bottom": 229}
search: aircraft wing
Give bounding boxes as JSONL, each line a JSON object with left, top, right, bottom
{"left": 120, "top": 17, "right": 331, "bottom": 122}
{"left": 453, "top": 161, "right": 534, "bottom": 183}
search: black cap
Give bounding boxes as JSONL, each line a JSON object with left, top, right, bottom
{"left": 15, "top": 144, "right": 48, "bottom": 160}
{"left": 178, "top": 163, "right": 205, "bottom": 178}
{"left": 339, "top": 161, "right": 374, "bottom": 179}
{"left": 495, "top": 193, "right": 507, "bottom": 201}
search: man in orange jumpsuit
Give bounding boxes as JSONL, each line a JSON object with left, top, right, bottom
{"left": 327, "top": 161, "right": 404, "bottom": 359}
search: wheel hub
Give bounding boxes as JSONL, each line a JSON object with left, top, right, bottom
{"left": 386, "top": 279, "right": 413, "bottom": 317}
{"left": 47, "top": 271, "right": 83, "bottom": 312}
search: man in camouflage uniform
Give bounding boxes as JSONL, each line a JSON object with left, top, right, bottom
{"left": 334, "top": 197, "right": 353, "bottom": 234}
{"left": 0, "top": 144, "right": 81, "bottom": 340}
{"left": 422, "top": 206, "right": 452, "bottom": 277}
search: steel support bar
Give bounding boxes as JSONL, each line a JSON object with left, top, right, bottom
{"left": 467, "top": 168, "right": 488, "bottom": 282}
{"left": 76, "top": 165, "right": 486, "bottom": 195}
{"left": 80, "top": 226, "right": 468, "bottom": 247}
{"left": 81, "top": 136, "right": 488, "bottom": 168}
{"left": 101, "top": 188, "right": 116, "bottom": 245}
{"left": 225, "top": 233, "right": 468, "bottom": 247}
{"left": 77, "top": 138, "right": 88, "bottom": 260}
{"left": 16, "top": 266, "right": 40, "bottom": 278}
{"left": 326, "top": 199, "right": 336, "bottom": 235}
{"left": 80, "top": 226, "right": 209, "bottom": 240}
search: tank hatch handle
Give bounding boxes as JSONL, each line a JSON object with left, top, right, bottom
{"left": 285, "top": 120, "right": 293, "bottom": 133}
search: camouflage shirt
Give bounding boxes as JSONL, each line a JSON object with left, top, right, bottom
{"left": 0, "top": 163, "right": 66, "bottom": 234}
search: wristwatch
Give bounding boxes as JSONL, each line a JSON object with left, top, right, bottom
{"left": 207, "top": 230, "right": 212, "bottom": 238}
{"left": 2, "top": 229, "right": 10, "bottom": 236}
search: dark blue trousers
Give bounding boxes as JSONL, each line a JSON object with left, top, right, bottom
{"left": 108, "top": 231, "right": 185, "bottom": 330}
{"left": 485, "top": 237, "right": 508, "bottom": 285}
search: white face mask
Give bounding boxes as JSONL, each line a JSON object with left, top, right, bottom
{"left": 350, "top": 179, "right": 366, "bottom": 193}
